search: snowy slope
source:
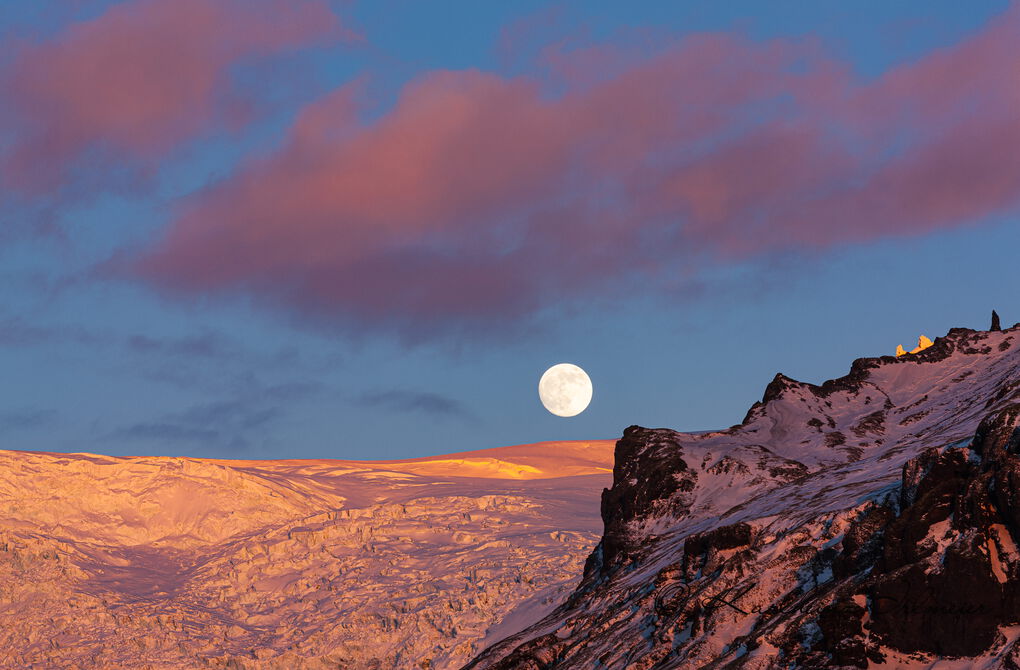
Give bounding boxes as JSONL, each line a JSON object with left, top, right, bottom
{"left": 0, "top": 440, "right": 613, "bottom": 669}
{"left": 467, "top": 324, "right": 1020, "bottom": 669}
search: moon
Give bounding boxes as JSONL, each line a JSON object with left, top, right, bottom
{"left": 538, "top": 363, "right": 593, "bottom": 417}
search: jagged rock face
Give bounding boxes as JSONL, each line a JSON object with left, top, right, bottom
{"left": 0, "top": 442, "right": 614, "bottom": 669}
{"left": 597, "top": 427, "right": 697, "bottom": 571}
{"left": 467, "top": 325, "right": 1020, "bottom": 669}
{"left": 681, "top": 522, "right": 753, "bottom": 581}
{"left": 826, "top": 405, "right": 1020, "bottom": 659}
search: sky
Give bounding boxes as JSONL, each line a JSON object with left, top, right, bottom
{"left": 1, "top": 0, "right": 1018, "bottom": 460}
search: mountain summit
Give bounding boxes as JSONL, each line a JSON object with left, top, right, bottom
{"left": 468, "top": 322, "right": 1020, "bottom": 668}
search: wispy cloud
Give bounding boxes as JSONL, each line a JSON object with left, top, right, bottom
{"left": 113, "top": 381, "right": 322, "bottom": 452}
{"left": 117, "top": 422, "right": 220, "bottom": 443}
{"left": 354, "top": 389, "right": 474, "bottom": 421}
{"left": 125, "top": 332, "right": 233, "bottom": 359}
{"left": 0, "top": 408, "right": 59, "bottom": 433}
{"left": 0, "top": 317, "right": 99, "bottom": 347}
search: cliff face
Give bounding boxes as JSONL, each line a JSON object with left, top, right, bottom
{"left": 468, "top": 325, "right": 1020, "bottom": 669}
{"left": 0, "top": 441, "right": 614, "bottom": 669}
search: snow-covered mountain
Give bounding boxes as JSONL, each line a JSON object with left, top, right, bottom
{"left": 0, "top": 440, "right": 614, "bottom": 669}
{"left": 8, "top": 319, "right": 1020, "bottom": 670}
{"left": 467, "top": 321, "right": 1020, "bottom": 669}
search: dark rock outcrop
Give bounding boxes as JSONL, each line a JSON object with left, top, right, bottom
{"left": 595, "top": 427, "right": 697, "bottom": 573}
{"left": 817, "top": 598, "right": 869, "bottom": 667}
{"left": 993, "top": 310, "right": 1003, "bottom": 331}
{"left": 482, "top": 634, "right": 565, "bottom": 670}
{"left": 858, "top": 403, "right": 1020, "bottom": 657}
{"left": 681, "top": 522, "right": 752, "bottom": 580}
{"left": 832, "top": 503, "right": 895, "bottom": 580}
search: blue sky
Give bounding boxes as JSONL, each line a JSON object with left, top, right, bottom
{"left": 1, "top": 0, "right": 1017, "bottom": 459}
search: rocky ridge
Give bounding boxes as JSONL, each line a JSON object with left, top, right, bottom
{"left": 467, "top": 321, "right": 1020, "bottom": 668}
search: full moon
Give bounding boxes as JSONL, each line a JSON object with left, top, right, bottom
{"left": 538, "top": 363, "right": 593, "bottom": 417}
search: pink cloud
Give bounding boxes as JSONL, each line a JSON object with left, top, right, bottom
{"left": 1, "top": 0, "right": 353, "bottom": 193}
{"left": 124, "top": 6, "right": 1020, "bottom": 338}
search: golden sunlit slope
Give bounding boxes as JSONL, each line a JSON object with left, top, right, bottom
{"left": 0, "top": 440, "right": 614, "bottom": 669}
{"left": 344, "top": 440, "right": 616, "bottom": 479}
{"left": 0, "top": 440, "right": 614, "bottom": 545}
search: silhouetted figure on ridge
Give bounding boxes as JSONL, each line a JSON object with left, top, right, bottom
{"left": 992, "top": 310, "right": 1002, "bottom": 332}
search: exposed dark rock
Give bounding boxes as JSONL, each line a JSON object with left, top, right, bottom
{"left": 743, "top": 374, "right": 802, "bottom": 422}
{"left": 972, "top": 403, "right": 1020, "bottom": 463}
{"left": 824, "top": 431, "right": 846, "bottom": 448}
{"left": 993, "top": 310, "right": 1002, "bottom": 331}
{"left": 482, "top": 634, "right": 564, "bottom": 670}
{"left": 597, "top": 427, "right": 697, "bottom": 572}
{"left": 850, "top": 410, "right": 885, "bottom": 437}
{"left": 682, "top": 522, "right": 752, "bottom": 580}
{"left": 817, "top": 598, "right": 868, "bottom": 668}
{"left": 898, "top": 446, "right": 970, "bottom": 511}
{"left": 706, "top": 455, "right": 750, "bottom": 476}
{"left": 864, "top": 405, "right": 1020, "bottom": 657}
{"left": 762, "top": 373, "right": 801, "bottom": 404}
{"left": 832, "top": 503, "right": 894, "bottom": 580}
{"left": 869, "top": 542, "right": 1005, "bottom": 657}
{"left": 976, "top": 405, "right": 1020, "bottom": 536}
